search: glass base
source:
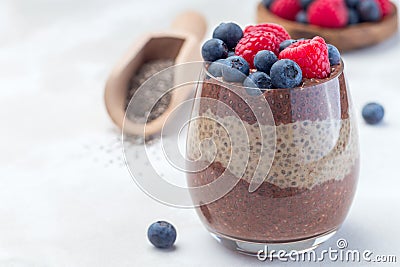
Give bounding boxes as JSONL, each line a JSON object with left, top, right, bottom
{"left": 210, "top": 230, "right": 337, "bottom": 257}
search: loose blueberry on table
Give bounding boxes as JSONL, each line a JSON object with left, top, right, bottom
{"left": 362, "top": 102, "right": 385, "bottom": 125}
{"left": 147, "top": 221, "right": 177, "bottom": 249}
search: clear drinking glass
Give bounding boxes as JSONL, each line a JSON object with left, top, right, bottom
{"left": 186, "top": 61, "right": 359, "bottom": 256}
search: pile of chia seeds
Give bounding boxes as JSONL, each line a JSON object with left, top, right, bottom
{"left": 126, "top": 59, "right": 174, "bottom": 124}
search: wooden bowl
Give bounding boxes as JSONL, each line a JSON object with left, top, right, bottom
{"left": 256, "top": 2, "right": 398, "bottom": 51}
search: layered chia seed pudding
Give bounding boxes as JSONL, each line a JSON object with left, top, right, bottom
{"left": 186, "top": 22, "right": 359, "bottom": 254}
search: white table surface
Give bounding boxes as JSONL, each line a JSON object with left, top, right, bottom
{"left": 1, "top": 0, "right": 399, "bottom": 266}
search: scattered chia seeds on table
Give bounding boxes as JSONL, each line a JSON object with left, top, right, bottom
{"left": 126, "top": 59, "right": 174, "bottom": 124}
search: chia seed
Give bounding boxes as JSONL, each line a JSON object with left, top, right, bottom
{"left": 123, "top": 59, "right": 174, "bottom": 144}
{"left": 125, "top": 59, "right": 174, "bottom": 124}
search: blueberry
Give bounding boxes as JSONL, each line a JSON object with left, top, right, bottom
{"left": 244, "top": 72, "right": 273, "bottom": 96}
{"left": 222, "top": 56, "right": 250, "bottom": 83}
{"left": 327, "top": 44, "right": 341, "bottom": 65}
{"left": 262, "top": 0, "right": 275, "bottom": 9}
{"left": 254, "top": 50, "right": 278, "bottom": 74}
{"left": 358, "top": 0, "right": 382, "bottom": 22}
{"left": 348, "top": 8, "right": 360, "bottom": 24}
{"left": 362, "top": 103, "right": 385, "bottom": 125}
{"left": 300, "top": 0, "right": 313, "bottom": 10}
{"left": 279, "top": 39, "right": 297, "bottom": 52}
{"left": 227, "top": 51, "right": 236, "bottom": 57}
{"left": 270, "top": 59, "right": 302, "bottom": 89}
{"left": 147, "top": 221, "right": 177, "bottom": 249}
{"left": 213, "top": 22, "right": 243, "bottom": 50}
{"left": 201, "top": 38, "right": 228, "bottom": 62}
{"left": 207, "top": 59, "right": 228, "bottom": 77}
{"left": 296, "top": 10, "right": 308, "bottom": 24}
{"left": 345, "top": 0, "right": 360, "bottom": 8}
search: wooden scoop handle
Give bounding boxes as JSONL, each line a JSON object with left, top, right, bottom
{"left": 170, "top": 11, "right": 207, "bottom": 41}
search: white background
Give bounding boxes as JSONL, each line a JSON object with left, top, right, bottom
{"left": 0, "top": 0, "right": 399, "bottom": 266}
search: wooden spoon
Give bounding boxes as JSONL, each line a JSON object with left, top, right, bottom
{"left": 104, "top": 11, "right": 207, "bottom": 136}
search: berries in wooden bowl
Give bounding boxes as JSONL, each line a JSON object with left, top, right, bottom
{"left": 257, "top": 0, "right": 398, "bottom": 51}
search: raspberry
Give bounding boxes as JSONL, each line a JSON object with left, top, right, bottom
{"left": 270, "top": 0, "right": 302, "bottom": 21}
{"left": 376, "top": 0, "right": 393, "bottom": 17}
{"left": 308, "top": 0, "right": 349, "bottom": 28}
{"left": 279, "top": 36, "right": 331, "bottom": 79}
{"left": 235, "top": 31, "right": 279, "bottom": 69}
{"left": 243, "top": 23, "right": 291, "bottom": 43}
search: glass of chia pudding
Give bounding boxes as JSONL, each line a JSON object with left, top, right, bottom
{"left": 186, "top": 22, "right": 359, "bottom": 255}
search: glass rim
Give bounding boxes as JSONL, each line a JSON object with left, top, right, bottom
{"left": 203, "top": 59, "right": 344, "bottom": 92}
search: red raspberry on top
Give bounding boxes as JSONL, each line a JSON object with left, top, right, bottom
{"left": 279, "top": 36, "right": 331, "bottom": 79}
{"left": 376, "top": 0, "right": 394, "bottom": 17}
{"left": 308, "top": 0, "right": 349, "bottom": 28}
{"left": 270, "top": 0, "right": 302, "bottom": 21}
{"left": 244, "top": 23, "right": 291, "bottom": 43}
{"left": 235, "top": 31, "right": 279, "bottom": 69}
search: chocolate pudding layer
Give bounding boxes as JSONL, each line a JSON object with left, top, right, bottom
{"left": 186, "top": 62, "right": 359, "bottom": 242}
